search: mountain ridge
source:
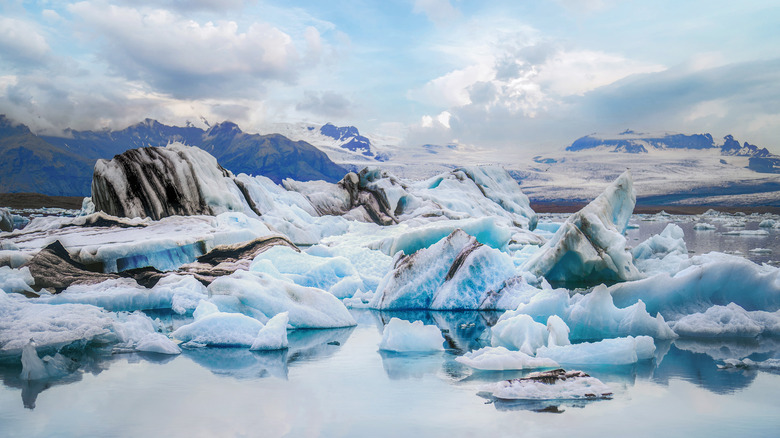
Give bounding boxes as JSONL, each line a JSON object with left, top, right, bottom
{"left": 0, "top": 115, "right": 347, "bottom": 196}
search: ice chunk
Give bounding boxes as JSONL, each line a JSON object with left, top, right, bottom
{"left": 19, "top": 340, "right": 73, "bottom": 380}
{"left": 719, "top": 358, "right": 780, "bottom": 370}
{"left": 193, "top": 299, "right": 220, "bottom": 320}
{"left": 378, "top": 318, "right": 444, "bottom": 352}
{"left": 370, "top": 230, "right": 517, "bottom": 310}
{"left": 172, "top": 311, "right": 265, "bottom": 347}
{"left": 251, "top": 246, "right": 364, "bottom": 298}
{"left": 632, "top": 223, "right": 688, "bottom": 274}
{"left": 0, "top": 292, "right": 118, "bottom": 356}
{"left": 610, "top": 252, "right": 780, "bottom": 319}
{"left": 44, "top": 275, "right": 208, "bottom": 314}
{"left": 536, "top": 336, "right": 655, "bottom": 365}
{"left": 371, "top": 217, "right": 513, "bottom": 256}
{"left": 491, "top": 314, "right": 549, "bottom": 355}
{"left": 670, "top": 303, "right": 780, "bottom": 338}
{"left": 0, "top": 207, "right": 13, "bottom": 232}
{"left": 547, "top": 315, "right": 571, "bottom": 347}
{"left": 693, "top": 222, "right": 716, "bottom": 231}
{"left": 136, "top": 332, "right": 181, "bottom": 354}
{"left": 0, "top": 266, "right": 35, "bottom": 294}
{"left": 455, "top": 346, "right": 559, "bottom": 370}
{"left": 207, "top": 270, "right": 356, "bottom": 329}
{"left": 522, "top": 171, "right": 641, "bottom": 284}
{"left": 480, "top": 369, "right": 612, "bottom": 400}
{"left": 250, "top": 312, "right": 289, "bottom": 351}
{"left": 503, "top": 285, "right": 676, "bottom": 340}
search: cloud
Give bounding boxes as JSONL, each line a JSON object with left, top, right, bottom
{"left": 67, "top": 1, "right": 309, "bottom": 98}
{"left": 412, "top": 0, "right": 460, "bottom": 26}
{"left": 0, "top": 17, "right": 51, "bottom": 67}
{"left": 295, "top": 90, "right": 352, "bottom": 118}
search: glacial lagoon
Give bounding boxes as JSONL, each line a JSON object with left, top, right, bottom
{"left": 2, "top": 213, "right": 779, "bottom": 438}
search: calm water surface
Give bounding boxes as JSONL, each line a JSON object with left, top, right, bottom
{"left": 2, "top": 215, "right": 780, "bottom": 437}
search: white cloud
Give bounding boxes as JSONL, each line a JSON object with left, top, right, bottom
{"left": 0, "top": 17, "right": 51, "bottom": 66}
{"left": 68, "top": 1, "right": 306, "bottom": 97}
{"left": 413, "top": 0, "right": 460, "bottom": 26}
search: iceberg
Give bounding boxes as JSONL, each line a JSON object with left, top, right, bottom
{"left": 250, "top": 312, "right": 289, "bottom": 351}
{"left": 480, "top": 369, "right": 612, "bottom": 400}
{"left": 536, "top": 336, "right": 656, "bottom": 365}
{"left": 378, "top": 318, "right": 444, "bottom": 352}
{"left": 670, "top": 303, "right": 780, "bottom": 338}
{"left": 92, "top": 143, "right": 246, "bottom": 220}
{"left": 632, "top": 223, "right": 689, "bottom": 274}
{"left": 501, "top": 285, "right": 676, "bottom": 340}
{"left": 455, "top": 346, "right": 559, "bottom": 370}
{"left": 172, "top": 310, "right": 265, "bottom": 347}
{"left": 490, "top": 314, "right": 549, "bottom": 355}
{"left": 370, "top": 230, "right": 519, "bottom": 310}
{"left": 207, "top": 270, "right": 356, "bottom": 329}
{"left": 609, "top": 252, "right": 780, "bottom": 319}
{"left": 20, "top": 340, "right": 74, "bottom": 381}
{"left": 521, "top": 171, "right": 641, "bottom": 284}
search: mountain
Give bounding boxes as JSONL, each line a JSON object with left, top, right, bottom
{"left": 566, "top": 130, "right": 779, "bottom": 174}
{"left": 0, "top": 116, "right": 94, "bottom": 195}
{"left": 0, "top": 116, "right": 347, "bottom": 197}
{"left": 319, "top": 123, "right": 373, "bottom": 156}
{"left": 567, "top": 130, "right": 716, "bottom": 153}
{"left": 201, "top": 122, "right": 347, "bottom": 183}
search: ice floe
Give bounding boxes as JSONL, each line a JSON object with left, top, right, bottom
{"left": 378, "top": 318, "right": 444, "bottom": 352}
{"left": 480, "top": 369, "right": 612, "bottom": 400}
{"left": 455, "top": 346, "right": 559, "bottom": 370}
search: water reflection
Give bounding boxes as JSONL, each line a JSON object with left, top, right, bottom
{"left": 1, "top": 310, "right": 778, "bottom": 412}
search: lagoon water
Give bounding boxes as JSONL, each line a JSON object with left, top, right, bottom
{"left": 2, "top": 214, "right": 780, "bottom": 437}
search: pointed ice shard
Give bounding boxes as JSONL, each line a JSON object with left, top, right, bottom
{"left": 521, "top": 170, "right": 641, "bottom": 284}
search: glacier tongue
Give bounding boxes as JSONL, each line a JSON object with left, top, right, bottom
{"left": 521, "top": 170, "right": 641, "bottom": 284}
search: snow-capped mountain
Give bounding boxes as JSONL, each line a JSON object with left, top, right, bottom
{"left": 567, "top": 130, "right": 772, "bottom": 159}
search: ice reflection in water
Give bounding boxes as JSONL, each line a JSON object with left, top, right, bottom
{"left": 0, "top": 313, "right": 779, "bottom": 436}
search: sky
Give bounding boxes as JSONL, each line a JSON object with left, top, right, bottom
{"left": 1, "top": 0, "right": 780, "bottom": 154}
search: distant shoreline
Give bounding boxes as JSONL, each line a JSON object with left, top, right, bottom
{"left": 2, "top": 192, "right": 779, "bottom": 215}
{"left": 530, "top": 202, "right": 780, "bottom": 215}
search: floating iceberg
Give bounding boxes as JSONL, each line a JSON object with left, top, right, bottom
{"left": 490, "top": 314, "right": 549, "bottom": 355}
{"left": 632, "top": 224, "right": 689, "bottom": 274}
{"left": 480, "top": 369, "right": 612, "bottom": 400}
{"left": 455, "top": 346, "right": 559, "bottom": 370}
{"left": 378, "top": 318, "right": 444, "bottom": 352}
{"left": 207, "top": 270, "right": 356, "bottom": 329}
{"left": 369, "top": 230, "right": 518, "bottom": 310}
{"left": 92, "top": 143, "right": 246, "bottom": 220}
{"left": 670, "top": 303, "right": 780, "bottom": 338}
{"left": 250, "top": 312, "right": 289, "bottom": 351}
{"left": 522, "top": 171, "right": 641, "bottom": 284}
{"left": 536, "top": 336, "right": 655, "bottom": 365}
{"left": 502, "top": 285, "right": 676, "bottom": 340}
{"left": 609, "top": 252, "right": 780, "bottom": 319}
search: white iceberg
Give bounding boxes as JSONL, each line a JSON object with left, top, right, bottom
{"left": 536, "top": 336, "right": 656, "bottom": 365}
{"left": 670, "top": 303, "right": 780, "bottom": 338}
{"left": 455, "top": 346, "right": 559, "bottom": 370}
{"left": 490, "top": 314, "right": 549, "bottom": 355}
{"left": 250, "top": 312, "right": 289, "bottom": 351}
{"left": 501, "top": 285, "right": 676, "bottom": 341}
{"left": 521, "top": 171, "right": 641, "bottom": 284}
{"left": 207, "top": 270, "right": 356, "bottom": 329}
{"left": 378, "top": 318, "right": 444, "bottom": 352}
